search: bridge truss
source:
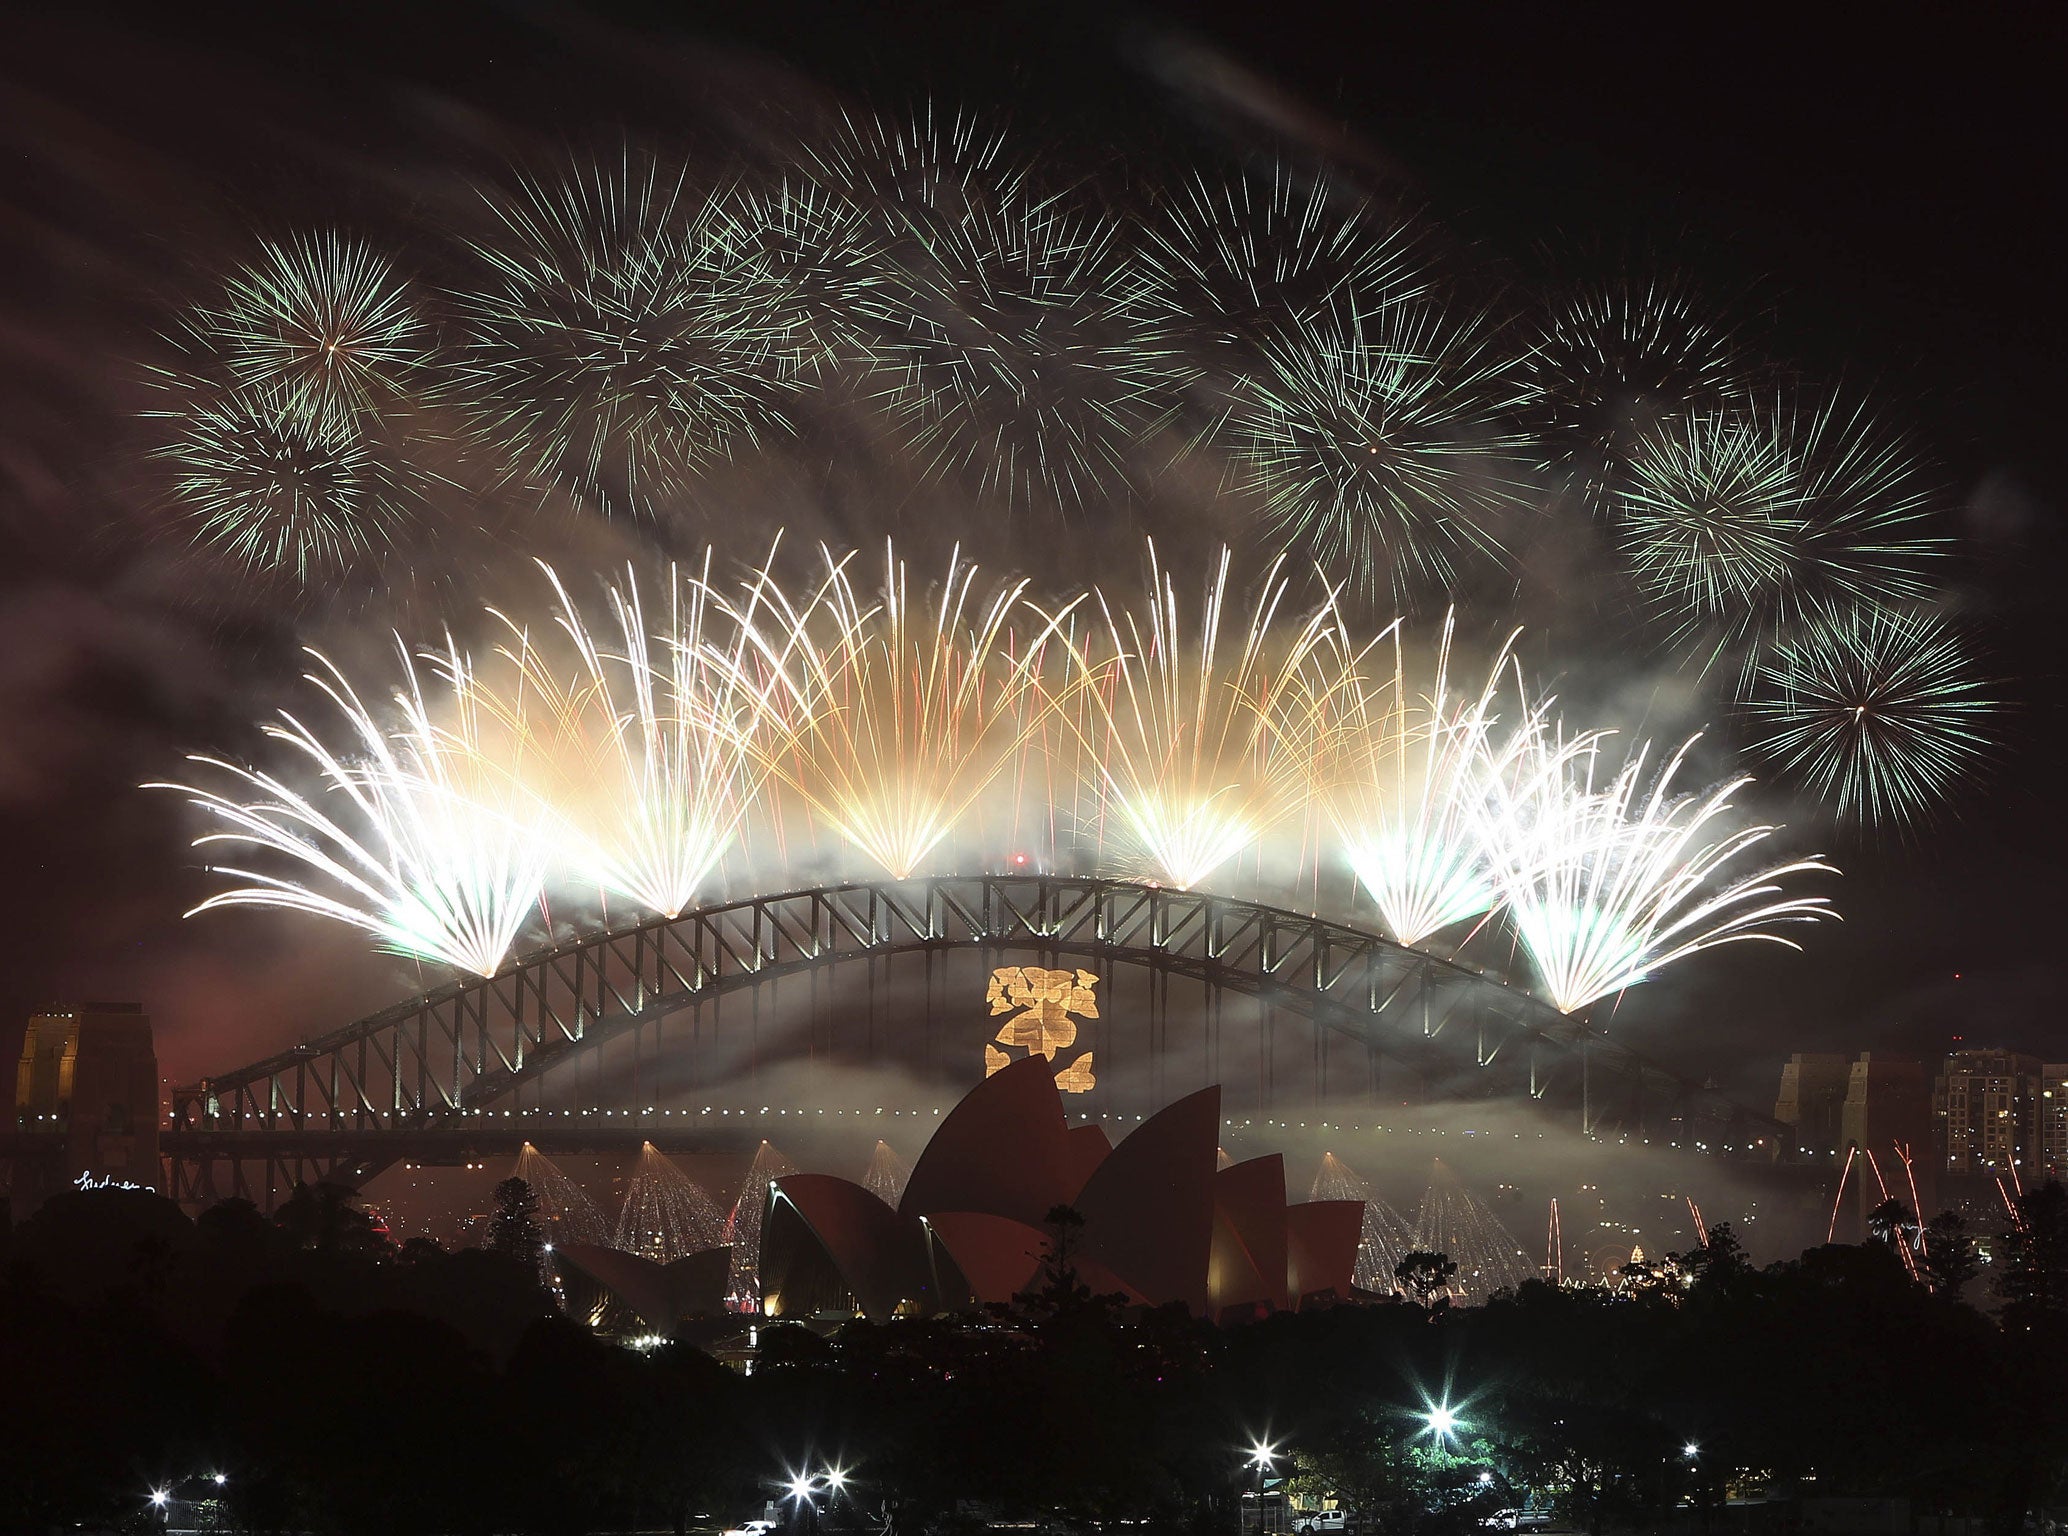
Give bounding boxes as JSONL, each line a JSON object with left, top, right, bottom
{"left": 164, "top": 875, "right": 1782, "bottom": 1208}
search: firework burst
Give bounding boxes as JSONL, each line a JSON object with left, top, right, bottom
{"left": 1484, "top": 733, "right": 1836, "bottom": 1014}
{"left": 1051, "top": 543, "right": 1339, "bottom": 890}
{"left": 744, "top": 542, "right": 1051, "bottom": 880}
{"left": 1144, "top": 165, "right": 1426, "bottom": 344}
{"left": 192, "top": 232, "right": 438, "bottom": 418}
{"left": 1616, "top": 395, "right": 1945, "bottom": 672}
{"left": 477, "top": 558, "right": 781, "bottom": 920}
{"left": 1521, "top": 273, "right": 1746, "bottom": 502}
{"left": 150, "top": 643, "right": 549, "bottom": 978}
{"left": 454, "top": 152, "right": 790, "bottom": 516}
{"left": 879, "top": 193, "right": 1189, "bottom": 511}
{"left": 1322, "top": 614, "right": 1551, "bottom": 947}
{"left": 1744, "top": 602, "right": 1993, "bottom": 828}
{"left": 150, "top": 378, "right": 414, "bottom": 581}
{"left": 1226, "top": 299, "right": 1528, "bottom": 608}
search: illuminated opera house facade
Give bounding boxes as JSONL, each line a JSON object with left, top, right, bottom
{"left": 758, "top": 1055, "right": 1365, "bottom": 1322}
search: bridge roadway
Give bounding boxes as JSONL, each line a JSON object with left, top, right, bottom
{"left": 148, "top": 874, "right": 1791, "bottom": 1209}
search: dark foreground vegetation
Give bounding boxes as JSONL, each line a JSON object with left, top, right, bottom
{"left": 3, "top": 1181, "right": 2066, "bottom": 1536}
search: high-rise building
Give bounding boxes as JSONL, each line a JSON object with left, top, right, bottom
{"left": 2040, "top": 1065, "right": 2068, "bottom": 1183}
{"left": 1775, "top": 1053, "right": 1851, "bottom": 1156}
{"left": 1839, "top": 1053, "right": 1935, "bottom": 1224}
{"left": 13, "top": 1005, "right": 160, "bottom": 1190}
{"left": 1933, "top": 1050, "right": 2055, "bottom": 1180}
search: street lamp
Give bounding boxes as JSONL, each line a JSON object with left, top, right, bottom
{"left": 1683, "top": 1443, "right": 1700, "bottom": 1460}
{"left": 1422, "top": 1404, "right": 1461, "bottom": 1443}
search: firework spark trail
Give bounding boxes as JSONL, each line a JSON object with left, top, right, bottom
{"left": 1227, "top": 298, "right": 1529, "bottom": 608}
{"left": 149, "top": 642, "right": 549, "bottom": 977}
{"left": 1321, "top": 611, "right": 1557, "bottom": 947}
{"left": 1744, "top": 601, "right": 1993, "bottom": 829}
{"left": 1483, "top": 732, "right": 1836, "bottom": 1014}
{"left": 1828, "top": 1145, "right": 1857, "bottom": 1243}
{"left": 476, "top": 557, "right": 783, "bottom": 919}
{"left": 740, "top": 541, "right": 1057, "bottom": 880}
{"left": 616, "top": 1142, "right": 730, "bottom": 1263}
{"left": 1044, "top": 543, "right": 1341, "bottom": 890}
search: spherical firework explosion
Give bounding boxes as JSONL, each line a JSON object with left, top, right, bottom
{"left": 880, "top": 194, "right": 1189, "bottom": 510}
{"left": 131, "top": 106, "right": 1996, "bottom": 842}
{"left": 192, "top": 232, "right": 437, "bottom": 417}
{"left": 1616, "top": 396, "right": 1946, "bottom": 675}
{"left": 455, "top": 153, "right": 791, "bottom": 516}
{"left": 1744, "top": 603, "right": 1994, "bottom": 828}
{"left": 1226, "top": 300, "right": 1528, "bottom": 607}
{"left": 150, "top": 378, "right": 413, "bottom": 581}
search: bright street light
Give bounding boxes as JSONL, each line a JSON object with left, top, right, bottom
{"left": 1246, "top": 1439, "right": 1278, "bottom": 1470}
{"left": 1423, "top": 1404, "right": 1461, "bottom": 1440}
{"left": 824, "top": 1467, "right": 848, "bottom": 1494}
{"left": 211, "top": 1473, "right": 228, "bottom": 1487}
{"left": 1683, "top": 1442, "right": 1700, "bottom": 1459}
{"left": 149, "top": 1489, "right": 170, "bottom": 1509}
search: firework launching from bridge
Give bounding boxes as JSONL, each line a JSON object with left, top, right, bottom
{"left": 1484, "top": 732, "right": 1836, "bottom": 1014}
{"left": 1054, "top": 543, "right": 1340, "bottom": 890}
{"left": 150, "top": 544, "right": 1846, "bottom": 1014}
{"left": 743, "top": 542, "right": 1050, "bottom": 880}
{"left": 1321, "top": 612, "right": 1537, "bottom": 947}
{"left": 476, "top": 558, "right": 781, "bottom": 919}
{"left": 149, "top": 643, "right": 549, "bottom": 977}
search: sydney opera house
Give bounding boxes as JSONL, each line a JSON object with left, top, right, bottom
{"left": 756, "top": 1055, "right": 1365, "bottom": 1322}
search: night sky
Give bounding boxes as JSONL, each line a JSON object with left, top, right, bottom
{"left": 1, "top": 1, "right": 2061, "bottom": 1105}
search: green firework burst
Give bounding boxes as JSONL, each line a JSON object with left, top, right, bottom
{"left": 880, "top": 193, "right": 1192, "bottom": 510}
{"left": 454, "top": 153, "right": 792, "bottom": 516}
{"left": 1225, "top": 299, "right": 1529, "bottom": 608}
{"left": 153, "top": 379, "right": 411, "bottom": 581}
{"left": 192, "top": 232, "right": 437, "bottom": 417}
{"left": 1745, "top": 603, "right": 1994, "bottom": 828}
{"left": 1521, "top": 274, "right": 1747, "bottom": 500}
{"left": 1616, "top": 395, "right": 1945, "bottom": 670}
{"left": 1143, "top": 165, "right": 1427, "bottom": 343}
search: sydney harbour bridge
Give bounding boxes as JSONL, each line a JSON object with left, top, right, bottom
{"left": 154, "top": 874, "right": 1787, "bottom": 1210}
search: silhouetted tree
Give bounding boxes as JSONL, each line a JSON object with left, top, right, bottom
{"left": 1922, "top": 1211, "right": 1981, "bottom": 1300}
{"left": 273, "top": 1180, "right": 384, "bottom": 1257}
{"left": 1395, "top": 1250, "right": 1457, "bottom": 1309}
{"left": 1867, "top": 1196, "right": 1917, "bottom": 1251}
{"left": 487, "top": 1176, "right": 546, "bottom": 1272}
{"left": 1999, "top": 1180, "right": 2068, "bottom": 1329}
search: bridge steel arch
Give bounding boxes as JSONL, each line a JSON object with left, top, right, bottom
{"left": 165, "top": 875, "right": 1780, "bottom": 1207}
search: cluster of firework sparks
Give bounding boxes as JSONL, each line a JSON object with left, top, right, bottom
{"left": 154, "top": 538, "right": 1835, "bottom": 1017}
{"left": 139, "top": 111, "right": 1995, "bottom": 835}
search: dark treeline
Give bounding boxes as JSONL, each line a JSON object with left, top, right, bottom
{"left": 3, "top": 1182, "right": 2067, "bottom": 1536}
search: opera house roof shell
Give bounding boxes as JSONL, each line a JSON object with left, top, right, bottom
{"left": 761, "top": 1055, "right": 1364, "bottom": 1322}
